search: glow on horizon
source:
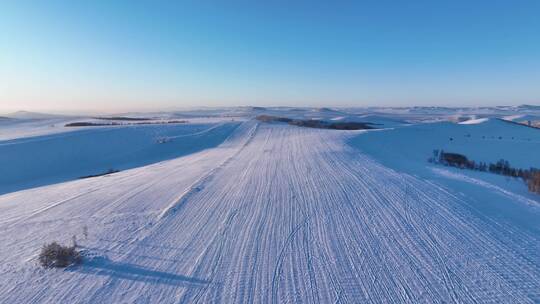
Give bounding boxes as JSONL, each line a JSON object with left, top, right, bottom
{"left": 1, "top": 1, "right": 539, "bottom": 113}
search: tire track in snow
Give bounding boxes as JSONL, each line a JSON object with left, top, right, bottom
{"left": 180, "top": 209, "right": 240, "bottom": 304}
{"left": 157, "top": 122, "right": 259, "bottom": 221}
{"left": 72, "top": 121, "right": 261, "bottom": 303}
{"left": 270, "top": 216, "right": 310, "bottom": 304}
{"left": 2, "top": 122, "right": 539, "bottom": 303}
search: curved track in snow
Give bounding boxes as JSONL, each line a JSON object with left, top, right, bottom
{"left": 0, "top": 122, "right": 538, "bottom": 303}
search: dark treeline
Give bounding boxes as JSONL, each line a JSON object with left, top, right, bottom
{"left": 94, "top": 116, "right": 152, "bottom": 121}
{"left": 256, "top": 115, "right": 375, "bottom": 130}
{"left": 429, "top": 150, "right": 540, "bottom": 195}
{"left": 65, "top": 120, "right": 187, "bottom": 127}
{"left": 79, "top": 169, "right": 120, "bottom": 179}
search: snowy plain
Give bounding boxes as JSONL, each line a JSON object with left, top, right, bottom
{"left": 0, "top": 106, "right": 539, "bottom": 303}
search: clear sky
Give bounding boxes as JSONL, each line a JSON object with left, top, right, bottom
{"left": 1, "top": 1, "right": 539, "bottom": 113}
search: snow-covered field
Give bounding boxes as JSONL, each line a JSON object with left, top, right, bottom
{"left": 0, "top": 122, "right": 240, "bottom": 195}
{"left": 0, "top": 107, "right": 539, "bottom": 303}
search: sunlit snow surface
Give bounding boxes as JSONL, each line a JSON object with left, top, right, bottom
{"left": 0, "top": 107, "right": 539, "bottom": 303}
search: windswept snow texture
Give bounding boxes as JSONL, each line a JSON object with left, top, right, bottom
{"left": 0, "top": 120, "right": 539, "bottom": 303}
{"left": 0, "top": 122, "right": 239, "bottom": 194}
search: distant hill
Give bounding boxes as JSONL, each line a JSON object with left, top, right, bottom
{"left": 516, "top": 104, "right": 540, "bottom": 111}
{"left": 6, "top": 111, "right": 68, "bottom": 119}
{"left": 314, "top": 107, "right": 338, "bottom": 112}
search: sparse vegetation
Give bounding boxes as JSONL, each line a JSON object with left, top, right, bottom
{"left": 528, "top": 172, "right": 540, "bottom": 194}
{"left": 38, "top": 242, "right": 81, "bottom": 268}
{"left": 79, "top": 169, "right": 120, "bottom": 179}
{"left": 83, "top": 225, "right": 89, "bottom": 240}
{"left": 430, "top": 149, "right": 540, "bottom": 195}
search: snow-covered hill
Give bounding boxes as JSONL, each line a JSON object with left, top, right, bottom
{"left": 0, "top": 122, "right": 239, "bottom": 195}
{"left": 0, "top": 114, "right": 539, "bottom": 303}
{"left": 351, "top": 118, "right": 540, "bottom": 170}
{"left": 5, "top": 111, "right": 70, "bottom": 120}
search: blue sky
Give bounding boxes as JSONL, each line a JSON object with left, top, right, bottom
{"left": 1, "top": 1, "right": 539, "bottom": 112}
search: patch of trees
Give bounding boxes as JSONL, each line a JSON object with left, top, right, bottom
{"left": 255, "top": 115, "right": 375, "bottom": 130}
{"left": 65, "top": 120, "right": 187, "bottom": 127}
{"left": 65, "top": 122, "right": 118, "bottom": 127}
{"left": 94, "top": 116, "right": 152, "bottom": 121}
{"left": 429, "top": 150, "right": 540, "bottom": 195}
{"left": 256, "top": 115, "right": 293, "bottom": 123}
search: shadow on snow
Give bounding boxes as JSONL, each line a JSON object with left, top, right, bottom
{"left": 69, "top": 255, "right": 209, "bottom": 287}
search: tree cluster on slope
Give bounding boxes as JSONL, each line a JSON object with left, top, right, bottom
{"left": 255, "top": 115, "right": 375, "bottom": 130}
{"left": 429, "top": 149, "right": 540, "bottom": 195}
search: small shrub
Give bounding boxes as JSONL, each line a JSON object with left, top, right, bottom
{"left": 38, "top": 242, "right": 81, "bottom": 268}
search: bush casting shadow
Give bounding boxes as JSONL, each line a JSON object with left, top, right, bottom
{"left": 39, "top": 242, "right": 81, "bottom": 268}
